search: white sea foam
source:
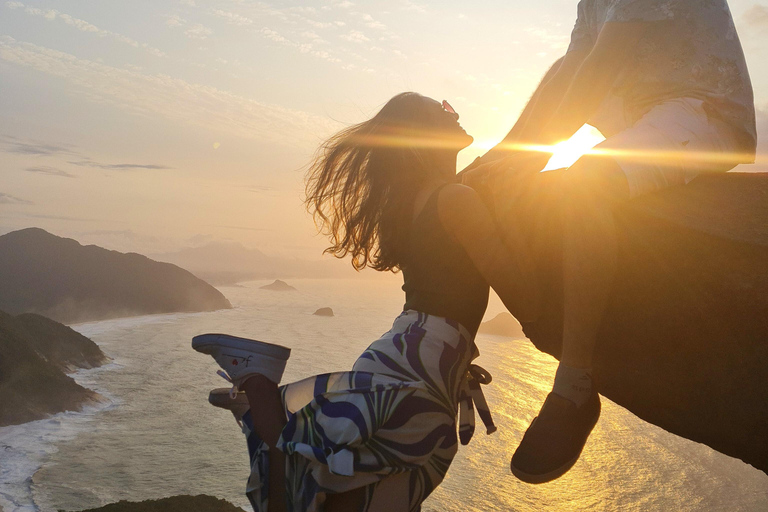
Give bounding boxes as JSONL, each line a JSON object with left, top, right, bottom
{"left": 0, "top": 364, "right": 121, "bottom": 512}
{"left": 71, "top": 310, "right": 209, "bottom": 339}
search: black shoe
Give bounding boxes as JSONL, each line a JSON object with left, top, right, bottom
{"left": 510, "top": 389, "right": 601, "bottom": 484}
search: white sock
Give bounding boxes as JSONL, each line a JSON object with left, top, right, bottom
{"left": 552, "top": 363, "right": 593, "bottom": 407}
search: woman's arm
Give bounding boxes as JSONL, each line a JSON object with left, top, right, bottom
{"left": 437, "top": 183, "right": 541, "bottom": 323}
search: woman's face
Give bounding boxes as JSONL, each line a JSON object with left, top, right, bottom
{"left": 422, "top": 97, "right": 474, "bottom": 151}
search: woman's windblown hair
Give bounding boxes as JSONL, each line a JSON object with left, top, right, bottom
{"left": 305, "top": 92, "right": 440, "bottom": 272}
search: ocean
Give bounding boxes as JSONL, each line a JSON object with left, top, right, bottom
{"left": 1, "top": 278, "right": 767, "bottom": 512}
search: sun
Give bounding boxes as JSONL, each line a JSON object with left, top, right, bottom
{"left": 543, "top": 125, "right": 605, "bottom": 171}
{"left": 471, "top": 124, "right": 605, "bottom": 171}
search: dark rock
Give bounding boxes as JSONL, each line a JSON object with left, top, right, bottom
{"left": 0, "top": 228, "right": 232, "bottom": 324}
{"left": 493, "top": 172, "right": 768, "bottom": 474}
{"left": 313, "top": 307, "right": 334, "bottom": 317}
{"left": 15, "top": 313, "right": 108, "bottom": 371}
{"left": 60, "top": 494, "right": 243, "bottom": 512}
{"left": 0, "top": 310, "right": 105, "bottom": 426}
{"left": 260, "top": 279, "right": 297, "bottom": 291}
{"left": 478, "top": 312, "right": 525, "bottom": 338}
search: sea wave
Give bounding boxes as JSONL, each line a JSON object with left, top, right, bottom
{"left": 0, "top": 363, "right": 122, "bottom": 512}
{"left": 70, "top": 310, "right": 213, "bottom": 339}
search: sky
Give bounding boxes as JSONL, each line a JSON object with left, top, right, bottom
{"left": 1, "top": 0, "right": 767, "bottom": 260}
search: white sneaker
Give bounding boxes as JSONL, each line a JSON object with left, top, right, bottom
{"left": 192, "top": 333, "right": 291, "bottom": 385}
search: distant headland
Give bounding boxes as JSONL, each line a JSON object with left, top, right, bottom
{"left": 0, "top": 228, "right": 232, "bottom": 324}
{"left": 478, "top": 312, "right": 526, "bottom": 338}
{"left": 0, "top": 310, "right": 108, "bottom": 426}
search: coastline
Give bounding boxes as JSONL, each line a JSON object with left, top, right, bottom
{"left": 0, "top": 360, "right": 122, "bottom": 512}
{"left": 0, "top": 308, "right": 220, "bottom": 512}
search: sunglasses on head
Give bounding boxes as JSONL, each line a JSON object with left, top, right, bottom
{"left": 441, "top": 100, "right": 457, "bottom": 116}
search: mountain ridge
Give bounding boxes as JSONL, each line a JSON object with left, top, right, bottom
{"left": 0, "top": 228, "right": 232, "bottom": 324}
{"left": 150, "top": 240, "right": 355, "bottom": 285}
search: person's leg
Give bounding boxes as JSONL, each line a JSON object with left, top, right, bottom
{"left": 560, "top": 155, "right": 629, "bottom": 373}
{"left": 240, "top": 374, "right": 288, "bottom": 512}
{"left": 192, "top": 334, "right": 292, "bottom": 509}
{"left": 510, "top": 156, "right": 627, "bottom": 484}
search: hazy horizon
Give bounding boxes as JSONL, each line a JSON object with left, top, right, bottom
{"left": 2, "top": 0, "right": 768, "bottom": 260}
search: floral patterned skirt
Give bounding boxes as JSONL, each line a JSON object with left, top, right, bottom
{"left": 241, "top": 310, "right": 495, "bottom": 512}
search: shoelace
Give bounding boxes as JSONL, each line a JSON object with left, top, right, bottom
{"left": 217, "top": 369, "right": 240, "bottom": 399}
{"left": 216, "top": 370, "right": 248, "bottom": 432}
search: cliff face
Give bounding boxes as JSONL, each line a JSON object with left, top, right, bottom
{"left": 0, "top": 310, "right": 107, "bottom": 426}
{"left": 495, "top": 172, "right": 768, "bottom": 474}
{"left": 14, "top": 312, "right": 108, "bottom": 371}
{"left": 0, "top": 228, "right": 232, "bottom": 324}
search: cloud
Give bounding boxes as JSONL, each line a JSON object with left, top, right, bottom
{"left": 212, "top": 9, "right": 253, "bottom": 26}
{"left": 25, "top": 166, "right": 77, "bottom": 177}
{"left": 67, "top": 160, "right": 172, "bottom": 170}
{"left": 0, "top": 193, "right": 33, "bottom": 205}
{"left": 247, "top": 184, "right": 278, "bottom": 194}
{"left": 335, "top": 1, "right": 354, "bottom": 8}
{"left": 6, "top": 2, "right": 166, "bottom": 57}
{"left": 400, "top": 0, "right": 426, "bottom": 13}
{"left": 5, "top": 137, "right": 168, "bottom": 173}
{"left": 742, "top": 5, "right": 768, "bottom": 28}
{"left": 1, "top": 140, "right": 77, "bottom": 156}
{"left": 259, "top": 27, "right": 342, "bottom": 63}
{"left": 0, "top": 37, "right": 341, "bottom": 149}
{"left": 164, "top": 13, "right": 213, "bottom": 39}
{"left": 359, "top": 13, "right": 386, "bottom": 30}
{"left": 19, "top": 213, "right": 96, "bottom": 222}
{"left": 340, "top": 30, "right": 370, "bottom": 43}
{"left": 289, "top": 6, "right": 317, "bottom": 14}
{"left": 261, "top": 27, "right": 289, "bottom": 43}
{"left": 166, "top": 14, "right": 186, "bottom": 28}
{"left": 185, "top": 23, "right": 213, "bottom": 39}
{"left": 306, "top": 20, "right": 333, "bottom": 28}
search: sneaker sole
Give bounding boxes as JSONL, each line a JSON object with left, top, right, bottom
{"left": 509, "top": 406, "right": 601, "bottom": 484}
{"left": 192, "top": 333, "right": 291, "bottom": 360}
{"left": 510, "top": 443, "right": 581, "bottom": 484}
{"left": 208, "top": 388, "right": 249, "bottom": 409}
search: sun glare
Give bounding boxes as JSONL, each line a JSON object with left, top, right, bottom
{"left": 543, "top": 125, "right": 605, "bottom": 171}
{"left": 472, "top": 125, "right": 606, "bottom": 171}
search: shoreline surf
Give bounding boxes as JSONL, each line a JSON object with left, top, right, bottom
{"left": 0, "top": 362, "right": 122, "bottom": 512}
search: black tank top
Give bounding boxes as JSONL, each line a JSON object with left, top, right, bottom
{"left": 401, "top": 185, "right": 490, "bottom": 335}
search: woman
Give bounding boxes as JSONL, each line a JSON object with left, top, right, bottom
{"left": 193, "top": 92, "right": 540, "bottom": 511}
